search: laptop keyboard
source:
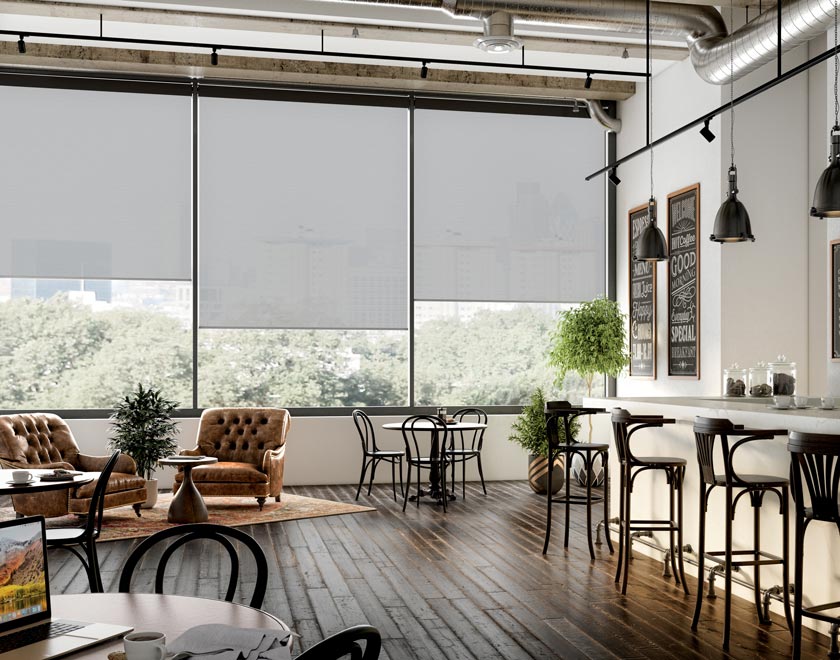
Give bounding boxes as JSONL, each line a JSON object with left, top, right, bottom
{"left": 0, "top": 621, "right": 85, "bottom": 654}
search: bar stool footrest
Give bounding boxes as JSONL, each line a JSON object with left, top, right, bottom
{"left": 705, "top": 549, "right": 783, "bottom": 568}
{"left": 550, "top": 494, "right": 605, "bottom": 505}
{"left": 619, "top": 518, "right": 679, "bottom": 533}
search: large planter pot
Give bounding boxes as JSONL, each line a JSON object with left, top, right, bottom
{"left": 141, "top": 478, "right": 159, "bottom": 509}
{"left": 528, "top": 454, "right": 564, "bottom": 494}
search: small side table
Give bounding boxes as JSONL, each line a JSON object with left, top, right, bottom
{"left": 159, "top": 456, "right": 218, "bottom": 524}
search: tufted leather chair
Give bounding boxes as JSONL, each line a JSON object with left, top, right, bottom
{"left": 174, "top": 407, "right": 290, "bottom": 510}
{"left": 0, "top": 413, "right": 147, "bottom": 518}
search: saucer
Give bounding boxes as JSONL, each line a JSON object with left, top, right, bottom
{"left": 5, "top": 478, "right": 34, "bottom": 486}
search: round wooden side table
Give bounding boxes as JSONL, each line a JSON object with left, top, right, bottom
{"left": 158, "top": 456, "right": 218, "bottom": 524}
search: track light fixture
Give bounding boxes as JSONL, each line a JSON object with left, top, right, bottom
{"left": 812, "top": 0, "right": 840, "bottom": 217}
{"left": 699, "top": 118, "right": 715, "bottom": 143}
{"left": 420, "top": 61, "right": 428, "bottom": 79}
{"left": 17, "top": 35, "right": 25, "bottom": 54}
{"left": 584, "top": 73, "right": 592, "bottom": 89}
{"left": 608, "top": 168, "right": 621, "bottom": 187}
{"left": 210, "top": 48, "right": 218, "bottom": 66}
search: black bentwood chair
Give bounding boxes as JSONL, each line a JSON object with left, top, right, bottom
{"left": 400, "top": 415, "right": 451, "bottom": 512}
{"left": 445, "top": 408, "right": 488, "bottom": 498}
{"left": 352, "top": 410, "right": 404, "bottom": 502}
{"left": 543, "top": 401, "right": 612, "bottom": 560}
{"left": 45, "top": 450, "right": 121, "bottom": 592}
{"left": 788, "top": 431, "right": 840, "bottom": 660}
{"left": 691, "top": 417, "right": 792, "bottom": 651}
{"left": 118, "top": 523, "right": 269, "bottom": 608}
{"left": 297, "top": 625, "right": 381, "bottom": 660}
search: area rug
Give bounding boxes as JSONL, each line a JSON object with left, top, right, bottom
{"left": 0, "top": 493, "right": 375, "bottom": 543}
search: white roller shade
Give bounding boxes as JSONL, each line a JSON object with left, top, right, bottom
{"left": 0, "top": 84, "right": 191, "bottom": 281}
{"left": 414, "top": 109, "right": 605, "bottom": 303}
{"left": 199, "top": 96, "right": 408, "bottom": 330}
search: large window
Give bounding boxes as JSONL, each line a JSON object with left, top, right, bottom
{"left": 0, "top": 79, "right": 606, "bottom": 412}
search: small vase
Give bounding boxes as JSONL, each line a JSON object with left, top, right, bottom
{"left": 528, "top": 454, "right": 564, "bottom": 494}
{"left": 141, "top": 478, "right": 159, "bottom": 508}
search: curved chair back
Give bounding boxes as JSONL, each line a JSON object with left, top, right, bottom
{"left": 297, "top": 625, "right": 381, "bottom": 660}
{"left": 400, "top": 415, "right": 448, "bottom": 462}
{"left": 352, "top": 410, "right": 379, "bottom": 454}
{"left": 118, "top": 523, "right": 269, "bottom": 608}
{"left": 544, "top": 400, "right": 576, "bottom": 448}
{"left": 87, "top": 451, "right": 121, "bottom": 540}
{"left": 453, "top": 408, "right": 487, "bottom": 451}
{"left": 610, "top": 408, "right": 672, "bottom": 465}
{"left": 788, "top": 431, "right": 840, "bottom": 526}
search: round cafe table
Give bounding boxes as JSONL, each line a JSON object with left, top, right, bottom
{"left": 52, "top": 593, "right": 291, "bottom": 659}
{"left": 158, "top": 456, "right": 218, "bottom": 524}
{"left": 0, "top": 469, "right": 93, "bottom": 497}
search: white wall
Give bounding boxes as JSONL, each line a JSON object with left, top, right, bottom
{"left": 64, "top": 414, "right": 527, "bottom": 489}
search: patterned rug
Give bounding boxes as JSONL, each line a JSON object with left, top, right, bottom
{"left": 0, "top": 493, "right": 374, "bottom": 543}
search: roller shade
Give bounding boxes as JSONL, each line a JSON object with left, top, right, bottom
{"left": 414, "top": 109, "right": 605, "bottom": 303}
{"left": 199, "top": 96, "right": 408, "bottom": 330}
{"left": 0, "top": 84, "right": 191, "bottom": 281}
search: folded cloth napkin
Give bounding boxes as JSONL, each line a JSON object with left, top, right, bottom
{"left": 166, "top": 624, "right": 293, "bottom": 660}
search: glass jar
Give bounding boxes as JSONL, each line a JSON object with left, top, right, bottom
{"left": 723, "top": 363, "right": 747, "bottom": 397}
{"left": 748, "top": 362, "right": 773, "bottom": 397}
{"left": 770, "top": 355, "right": 797, "bottom": 396}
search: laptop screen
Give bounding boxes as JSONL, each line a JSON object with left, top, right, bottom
{"left": 0, "top": 516, "right": 50, "bottom": 635}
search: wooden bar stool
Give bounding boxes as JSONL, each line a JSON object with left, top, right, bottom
{"left": 691, "top": 417, "right": 792, "bottom": 651}
{"left": 543, "top": 401, "right": 612, "bottom": 560}
{"left": 788, "top": 431, "right": 840, "bottom": 660}
{"left": 610, "top": 408, "right": 688, "bottom": 596}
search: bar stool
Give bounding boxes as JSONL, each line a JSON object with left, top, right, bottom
{"left": 788, "top": 431, "right": 840, "bottom": 660}
{"left": 543, "top": 401, "right": 612, "bottom": 560}
{"left": 610, "top": 408, "right": 688, "bottom": 596}
{"left": 691, "top": 417, "right": 792, "bottom": 650}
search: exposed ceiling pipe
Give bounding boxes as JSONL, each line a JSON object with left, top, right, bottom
{"left": 585, "top": 99, "right": 621, "bottom": 132}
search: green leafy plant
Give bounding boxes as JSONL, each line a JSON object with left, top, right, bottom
{"left": 108, "top": 383, "right": 179, "bottom": 480}
{"left": 509, "top": 387, "right": 579, "bottom": 456}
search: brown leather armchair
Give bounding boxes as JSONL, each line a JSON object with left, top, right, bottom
{"left": 174, "top": 407, "right": 290, "bottom": 510}
{"left": 0, "top": 413, "right": 147, "bottom": 518}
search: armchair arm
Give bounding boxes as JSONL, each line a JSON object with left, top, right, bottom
{"left": 261, "top": 446, "right": 285, "bottom": 498}
{"left": 0, "top": 459, "right": 74, "bottom": 471}
{"left": 77, "top": 453, "right": 138, "bottom": 475}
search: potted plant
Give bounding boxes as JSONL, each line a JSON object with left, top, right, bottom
{"left": 548, "top": 296, "right": 629, "bottom": 484}
{"left": 509, "top": 387, "right": 579, "bottom": 494}
{"left": 109, "top": 383, "right": 180, "bottom": 508}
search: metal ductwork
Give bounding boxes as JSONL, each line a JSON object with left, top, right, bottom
{"left": 585, "top": 100, "right": 621, "bottom": 133}
{"left": 328, "top": 0, "right": 838, "bottom": 85}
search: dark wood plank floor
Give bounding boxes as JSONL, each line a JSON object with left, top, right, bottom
{"left": 47, "top": 481, "right": 830, "bottom": 659}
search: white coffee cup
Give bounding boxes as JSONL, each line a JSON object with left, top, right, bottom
{"left": 11, "top": 470, "right": 31, "bottom": 483}
{"left": 774, "top": 395, "right": 791, "bottom": 409}
{"left": 124, "top": 632, "right": 166, "bottom": 660}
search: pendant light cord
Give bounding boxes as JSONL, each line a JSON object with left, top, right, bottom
{"left": 834, "top": 0, "right": 838, "bottom": 127}
{"left": 730, "top": 1, "right": 735, "bottom": 169}
{"left": 650, "top": 74, "right": 654, "bottom": 201}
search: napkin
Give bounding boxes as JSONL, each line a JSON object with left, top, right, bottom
{"left": 166, "top": 624, "right": 293, "bottom": 660}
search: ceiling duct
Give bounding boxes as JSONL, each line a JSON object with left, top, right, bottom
{"left": 326, "top": 0, "right": 838, "bottom": 84}
{"left": 474, "top": 11, "right": 522, "bottom": 52}
{"left": 585, "top": 99, "right": 622, "bottom": 133}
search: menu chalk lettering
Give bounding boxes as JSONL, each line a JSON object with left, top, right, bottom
{"left": 629, "top": 203, "right": 656, "bottom": 378}
{"left": 667, "top": 185, "right": 700, "bottom": 378}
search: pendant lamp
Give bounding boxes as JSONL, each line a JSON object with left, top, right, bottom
{"left": 812, "top": 0, "right": 840, "bottom": 218}
{"left": 711, "top": 2, "right": 755, "bottom": 242}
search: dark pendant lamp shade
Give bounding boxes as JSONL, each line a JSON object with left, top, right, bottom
{"left": 634, "top": 198, "right": 669, "bottom": 262}
{"left": 711, "top": 166, "right": 755, "bottom": 243}
{"left": 811, "top": 126, "right": 840, "bottom": 218}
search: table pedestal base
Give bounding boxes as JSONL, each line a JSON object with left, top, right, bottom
{"left": 169, "top": 466, "right": 209, "bottom": 524}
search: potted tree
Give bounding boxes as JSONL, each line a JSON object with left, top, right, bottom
{"left": 509, "top": 387, "right": 578, "bottom": 494}
{"left": 109, "top": 383, "right": 180, "bottom": 508}
{"left": 548, "top": 296, "right": 629, "bottom": 484}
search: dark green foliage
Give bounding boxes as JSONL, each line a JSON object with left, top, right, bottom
{"left": 508, "top": 387, "right": 579, "bottom": 456}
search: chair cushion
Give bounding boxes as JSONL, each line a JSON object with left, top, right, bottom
{"left": 74, "top": 472, "right": 146, "bottom": 499}
{"left": 174, "top": 462, "right": 269, "bottom": 484}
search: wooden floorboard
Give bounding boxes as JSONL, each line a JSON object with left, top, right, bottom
{"left": 44, "top": 481, "right": 833, "bottom": 659}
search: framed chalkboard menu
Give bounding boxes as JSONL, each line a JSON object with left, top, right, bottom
{"left": 628, "top": 202, "right": 656, "bottom": 378}
{"left": 667, "top": 184, "right": 700, "bottom": 378}
{"left": 832, "top": 240, "right": 840, "bottom": 360}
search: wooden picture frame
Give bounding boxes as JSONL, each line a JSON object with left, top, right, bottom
{"left": 831, "top": 240, "right": 840, "bottom": 360}
{"left": 628, "top": 201, "right": 656, "bottom": 378}
{"left": 667, "top": 184, "right": 700, "bottom": 379}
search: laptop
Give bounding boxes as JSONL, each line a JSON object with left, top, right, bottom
{"left": 0, "top": 516, "right": 132, "bottom": 660}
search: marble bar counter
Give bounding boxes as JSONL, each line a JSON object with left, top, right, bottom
{"left": 581, "top": 395, "right": 839, "bottom": 636}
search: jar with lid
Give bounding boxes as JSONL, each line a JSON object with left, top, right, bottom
{"left": 770, "top": 355, "right": 797, "bottom": 395}
{"left": 748, "top": 362, "right": 773, "bottom": 397}
{"left": 723, "top": 363, "right": 747, "bottom": 397}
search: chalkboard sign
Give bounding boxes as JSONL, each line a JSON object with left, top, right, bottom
{"left": 832, "top": 240, "right": 840, "bottom": 360}
{"left": 667, "top": 184, "right": 700, "bottom": 378}
{"left": 629, "top": 202, "right": 656, "bottom": 378}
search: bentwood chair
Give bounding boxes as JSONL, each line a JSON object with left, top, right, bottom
{"left": 788, "top": 431, "right": 840, "bottom": 660}
{"left": 400, "top": 415, "right": 451, "bottom": 512}
{"left": 45, "top": 450, "right": 121, "bottom": 593}
{"left": 297, "top": 625, "right": 381, "bottom": 660}
{"left": 352, "top": 410, "right": 404, "bottom": 502}
{"left": 118, "top": 523, "right": 269, "bottom": 608}
{"left": 691, "top": 417, "right": 792, "bottom": 651}
{"left": 610, "top": 408, "right": 688, "bottom": 596}
{"left": 445, "top": 408, "right": 488, "bottom": 498}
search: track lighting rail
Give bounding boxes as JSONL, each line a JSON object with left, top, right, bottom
{"left": 0, "top": 28, "right": 649, "bottom": 80}
{"left": 587, "top": 43, "right": 840, "bottom": 181}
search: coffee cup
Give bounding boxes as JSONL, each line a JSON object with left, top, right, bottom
{"left": 11, "top": 470, "right": 31, "bottom": 484}
{"left": 822, "top": 397, "right": 836, "bottom": 409}
{"left": 774, "top": 395, "right": 791, "bottom": 409}
{"left": 794, "top": 396, "right": 809, "bottom": 408}
{"left": 124, "top": 632, "right": 166, "bottom": 660}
